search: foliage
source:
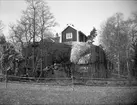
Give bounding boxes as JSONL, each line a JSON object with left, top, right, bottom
{"left": 0, "top": 20, "right": 4, "bottom": 33}
{"left": 126, "top": 11, "right": 137, "bottom": 76}
{"left": 0, "top": 34, "right": 6, "bottom": 61}
{"left": 0, "top": 34, "right": 6, "bottom": 44}
{"left": 0, "top": 35, "right": 23, "bottom": 75}
{"left": 22, "top": 39, "right": 72, "bottom": 77}
{"left": 23, "top": 40, "right": 108, "bottom": 78}
{"left": 87, "top": 27, "right": 97, "bottom": 43}
{"left": 8, "top": 0, "right": 57, "bottom": 76}
{"left": 99, "top": 13, "right": 130, "bottom": 76}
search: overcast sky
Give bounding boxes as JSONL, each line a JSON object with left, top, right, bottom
{"left": 0, "top": 0, "right": 137, "bottom": 44}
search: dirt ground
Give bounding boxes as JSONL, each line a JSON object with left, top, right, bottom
{"left": 0, "top": 82, "right": 137, "bottom": 105}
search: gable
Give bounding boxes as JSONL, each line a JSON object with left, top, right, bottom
{"left": 62, "top": 26, "right": 77, "bottom": 42}
{"left": 61, "top": 25, "right": 87, "bottom": 43}
{"left": 62, "top": 26, "right": 77, "bottom": 33}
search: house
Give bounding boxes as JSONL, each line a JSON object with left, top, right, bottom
{"left": 41, "top": 33, "right": 60, "bottom": 43}
{"left": 48, "top": 37, "right": 60, "bottom": 43}
{"left": 52, "top": 33, "right": 60, "bottom": 43}
{"left": 60, "top": 25, "right": 87, "bottom": 44}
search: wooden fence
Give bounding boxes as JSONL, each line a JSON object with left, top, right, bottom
{"left": 1, "top": 73, "right": 136, "bottom": 87}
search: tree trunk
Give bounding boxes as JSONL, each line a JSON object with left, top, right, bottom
{"left": 32, "top": 2, "right": 36, "bottom": 77}
{"left": 118, "top": 53, "right": 120, "bottom": 78}
{"left": 126, "top": 48, "right": 132, "bottom": 81}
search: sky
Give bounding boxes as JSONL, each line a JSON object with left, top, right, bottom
{"left": 0, "top": 0, "right": 137, "bottom": 45}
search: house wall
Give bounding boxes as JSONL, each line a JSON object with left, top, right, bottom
{"left": 79, "top": 32, "right": 87, "bottom": 42}
{"left": 62, "top": 26, "right": 77, "bottom": 42}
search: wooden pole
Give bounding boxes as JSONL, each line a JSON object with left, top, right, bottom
{"left": 38, "top": 32, "right": 44, "bottom": 82}
{"left": 5, "top": 68, "right": 7, "bottom": 88}
{"left": 118, "top": 53, "right": 120, "bottom": 78}
{"left": 117, "top": 13, "right": 120, "bottom": 78}
{"left": 126, "top": 45, "right": 131, "bottom": 81}
{"left": 32, "top": 0, "right": 36, "bottom": 78}
{"left": 71, "top": 64, "right": 74, "bottom": 91}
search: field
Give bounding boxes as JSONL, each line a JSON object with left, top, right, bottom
{"left": 0, "top": 82, "right": 137, "bottom": 105}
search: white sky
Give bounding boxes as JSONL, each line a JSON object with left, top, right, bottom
{"left": 0, "top": 0, "right": 137, "bottom": 44}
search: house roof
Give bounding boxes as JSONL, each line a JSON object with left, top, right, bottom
{"left": 78, "top": 31, "right": 86, "bottom": 36}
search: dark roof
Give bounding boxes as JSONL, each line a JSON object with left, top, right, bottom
{"left": 78, "top": 31, "right": 87, "bottom": 37}
{"left": 62, "top": 26, "right": 77, "bottom": 33}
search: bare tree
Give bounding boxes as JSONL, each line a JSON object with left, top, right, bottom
{"left": 22, "top": 0, "right": 57, "bottom": 42}
{"left": 9, "top": 0, "right": 57, "bottom": 77}
{"left": 9, "top": 17, "right": 33, "bottom": 52}
{"left": 9, "top": 0, "right": 56, "bottom": 49}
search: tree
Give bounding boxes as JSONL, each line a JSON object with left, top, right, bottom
{"left": 0, "top": 20, "right": 4, "bottom": 33}
{"left": 0, "top": 34, "right": 6, "bottom": 64}
{"left": 0, "top": 20, "right": 5, "bottom": 44}
{"left": 9, "top": 0, "right": 57, "bottom": 77}
{"left": 0, "top": 35, "right": 6, "bottom": 71}
{"left": 9, "top": 0, "right": 57, "bottom": 50}
{"left": 9, "top": 23, "right": 28, "bottom": 53}
{"left": 87, "top": 27, "right": 97, "bottom": 43}
{"left": 99, "top": 13, "right": 130, "bottom": 77}
{"left": 0, "top": 35, "right": 23, "bottom": 75}
{"left": 126, "top": 11, "right": 137, "bottom": 77}
{"left": 23, "top": 0, "right": 57, "bottom": 41}
{"left": 0, "top": 34, "right": 6, "bottom": 44}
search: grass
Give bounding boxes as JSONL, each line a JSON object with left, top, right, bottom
{"left": 0, "top": 82, "right": 137, "bottom": 105}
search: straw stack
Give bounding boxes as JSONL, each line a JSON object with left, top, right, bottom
{"left": 70, "top": 42, "right": 96, "bottom": 64}
{"left": 77, "top": 53, "right": 91, "bottom": 64}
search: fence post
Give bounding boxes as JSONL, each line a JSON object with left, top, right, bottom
{"left": 71, "top": 64, "right": 74, "bottom": 91}
{"left": 117, "top": 53, "right": 120, "bottom": 78}
{"left": 5, "top": 69, "right": 8, "bottom": 88}
{"left": 126, "top": 47, "right": 132, "bottom": 85}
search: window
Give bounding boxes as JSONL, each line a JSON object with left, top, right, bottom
{"left": 66, "top": 33, "right": 72, "bottom": 39}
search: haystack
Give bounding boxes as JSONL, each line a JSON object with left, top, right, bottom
{"left": 77, "top": 53, "right": 91, "bottom": 64}
{"left": 77, "top": 53, "right": 96, "bottom": 64}
{"left": 70, "top": 42, "right": 95, "bottom": 64}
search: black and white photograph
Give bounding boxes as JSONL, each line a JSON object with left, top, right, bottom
{"left": 0, "top": 0, "right": 137, "bottom": 105}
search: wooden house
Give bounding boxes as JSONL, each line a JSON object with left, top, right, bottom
{"left": 60, "top": 25, "right": 87, "bottom": 43}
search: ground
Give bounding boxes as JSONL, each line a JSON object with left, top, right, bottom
{"left": 0, "top": 82, "right": 137, "bottom": 105}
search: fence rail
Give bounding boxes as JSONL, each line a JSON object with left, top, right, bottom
{"left": 0, "top": 74, "right": 129, "bottom": 81}
{"left": 1, "top": 73, "right": 137, "bottom": 87}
